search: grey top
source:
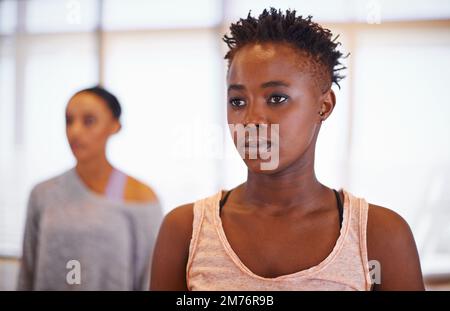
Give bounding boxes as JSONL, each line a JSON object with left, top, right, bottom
{"left": 17, "top": 168, "right": 163, "bottom": 291}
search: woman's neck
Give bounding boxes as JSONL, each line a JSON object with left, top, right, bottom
{"left": 240, "top": 145, "right": 329, "bottom": 214}
{"left": 76, "top": 154, "right": 113, "bottom": 194}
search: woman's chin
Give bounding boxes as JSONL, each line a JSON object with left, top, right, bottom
{"left": 244, "top": 158, "right": 282, "bottom": 175}
{"left": 72, "top": 151, "right": 91, "bottom": 163}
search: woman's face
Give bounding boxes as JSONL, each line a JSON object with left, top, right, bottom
{"left": 227, "top": 42, "right": 335, "bottom": 174}
{"left": 65, "top": 92, "right": 120, "bottom": 163}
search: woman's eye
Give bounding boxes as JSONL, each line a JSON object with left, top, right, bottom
{"left": 229, "top": 98, "right": 246, "bottom": 108}
{"left": 65, "top": 116, "right": 73, "bottom": 126}
{"left": 84, "top": 116, "right": 96, "bottom": 126}
{"left": 268, "top": 95, "right": 288, "bottom": 104}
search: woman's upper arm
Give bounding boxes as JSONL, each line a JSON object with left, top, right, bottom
{"left": 150, "top": 203, "right": 193, "bottom": 291}
{"left": 17, "top": 186, "right": 41, "bottom": 290}
{"left": 367, "top": 204, "right": 425, "bottom": 291}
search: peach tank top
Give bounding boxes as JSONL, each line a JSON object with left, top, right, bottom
{"left": 186, "top": 189, "right": 372, "bottom": 291}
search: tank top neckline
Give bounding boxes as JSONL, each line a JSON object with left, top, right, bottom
{"left": 211, "top": 188, "right": 352, "bottom": 281}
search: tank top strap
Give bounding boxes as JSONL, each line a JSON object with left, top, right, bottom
{"left": 186, "top": 191, "right": 222, "bottom": 288}
{"left": 339, "top": 189, "right": 372, "bottom": 290}
{"left": 104, "top": 168, "right": 127, "bottom": 202}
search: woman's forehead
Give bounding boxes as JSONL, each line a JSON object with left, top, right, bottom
{"left": 227, "top": 42, "right": 328, "bottom": 92}
{"left": 228, "top": 43, "right": 317, "bottom": 87}
{"left": 66, "top": 92, "right": 108, "bottom": 113}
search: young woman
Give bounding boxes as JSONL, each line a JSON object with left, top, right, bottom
{"left": 151, "top": 9, "right": 424, "bottom": 291}
{"left": 18, "top": 86, "right": 163, "bottom": 290}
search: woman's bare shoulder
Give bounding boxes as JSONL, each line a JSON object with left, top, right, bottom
{"left": 163, "top": 203, "right": 194, "bottom": 232}
{"left": 124, "top": 176, "right": 159, "bottom": 203}
{"left": 366, "top": 203, "right": 424, "bottom": 290}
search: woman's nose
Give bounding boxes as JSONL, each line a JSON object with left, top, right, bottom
{"left": 67, "top": 121, "right": 83, "bottom": 137}
{"left": 243, "top": 100, "right": 268, "bottom": 127}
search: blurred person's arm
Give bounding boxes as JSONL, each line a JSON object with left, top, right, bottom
{"left": 17, "top": 187, "right": 41, "bottom": 290}
{"left": 150, "top": 204, "right": 193, "bottom": 291}
{"left": 125, "top": 179, "right": 164, "bottom": 290}
{"left": 135, "top": 200, "right": 164, "bottom": 291}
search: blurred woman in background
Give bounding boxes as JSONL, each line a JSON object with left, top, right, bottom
{"left": 18, "top": 86, "right": 163, "bottom": 290}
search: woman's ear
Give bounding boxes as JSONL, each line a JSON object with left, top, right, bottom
{"left": 111, "top": 121, "right": 121, "bottom": 135}
{"left": 318, "top": 89, "right": 336, "bottom": 121}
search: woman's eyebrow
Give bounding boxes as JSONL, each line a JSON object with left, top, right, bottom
{"left": 228, "top": 80, "right": 290, "bottom": 92}
{"left": 228, "top": 84, "right": 246, "bottom": 92}
{"left": 260, "top": 80, "right": 290, "bottom": 88}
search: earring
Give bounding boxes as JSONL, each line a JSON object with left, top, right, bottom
{"left": 319, "top": 111, "right": 324, "bottom": 116}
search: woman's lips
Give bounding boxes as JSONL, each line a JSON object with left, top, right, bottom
{"left": 244, "top": 140, "right": 271, "bottom": 148}
{"left": 242, "top": 140, "right": 272, "bottom": 154}
{"left": 70, "top": 142, "right": 85, "bottom": 150}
